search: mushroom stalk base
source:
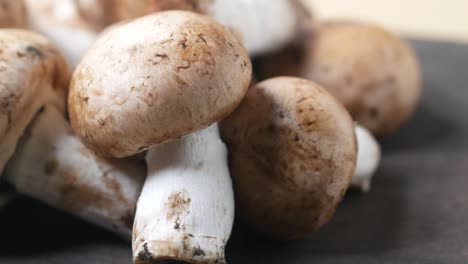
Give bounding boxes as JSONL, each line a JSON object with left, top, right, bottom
{"left": 133, "top": 124, "right": 234, "bottom": 264}
{"left": 351, "top": 125, "right": 381, "bottom": 192}
{"left": 4, "top": 106, "right": 145, "bottom": 238}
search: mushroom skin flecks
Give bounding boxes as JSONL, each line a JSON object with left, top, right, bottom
{"left": 69, "top": 11, "right": 251, "bottom": 158}
{"left": 220, "top": 77, "right": 357, "bottom": 239}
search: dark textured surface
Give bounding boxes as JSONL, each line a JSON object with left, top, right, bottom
{"left": 1, "top": 40, "right": 467, "bottom": 264}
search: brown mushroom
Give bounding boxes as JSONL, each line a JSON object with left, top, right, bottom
{"left": 254, "top": 21, "right": 422, "bottom": 136}
{"left": 68, "top": 11, "right": 252, "bottom": 263}
{"left": 220, "top": 76, "right": 357, "bottom": 239}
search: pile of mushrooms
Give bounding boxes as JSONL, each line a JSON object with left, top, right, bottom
{"left": 0, "top": 0, "right": 422, "bottom": 263}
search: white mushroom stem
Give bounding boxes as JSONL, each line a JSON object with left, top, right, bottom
{"left": 4, "top": 105, "right": 145, "bottom": 238}
{"left": 207, "top": 0, "right": 299, "bottom": 56}
{"left": 133, "top": 123, "right": 234, "bottom": 264}
{"left": 352, "top": 125, "right": 381, "bottom": 192}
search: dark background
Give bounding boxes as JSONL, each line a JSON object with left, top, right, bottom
{"left": 1, "top": 40, "right": 467, "bottom": 264}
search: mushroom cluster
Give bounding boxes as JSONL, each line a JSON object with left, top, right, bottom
{"left": 0, "top": 0, "right": 421, "bottom": 263}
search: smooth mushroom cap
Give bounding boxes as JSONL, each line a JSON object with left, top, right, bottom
{"left": 0, "top": 0, "right": 28, "bottom": 28}
{"left": 0, "top": 29, "right": 69, "bottom": 172}
{"left": 254, "top": 21, "right": 422, "bottom": 136}
{"left": 69, "top": 11, "right": 252, "bottom": 158}
{"left": 220, "top": 77, "right": 357, "bottom": 239}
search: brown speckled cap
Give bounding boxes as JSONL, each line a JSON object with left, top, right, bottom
{"left": 0, "top": 29, "right": 70, "bottom": 173}
{"left": 0, "top": 0, "right": 28, "bottom": 28}
{"left": 69, "top": 10, "right": 252, "bottom": 158}
{"left": 220, "top": 77, "right": 357, "bottom": 239}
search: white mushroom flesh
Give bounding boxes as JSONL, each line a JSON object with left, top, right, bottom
{"left": 206, "top": 0, "right": 298, "bottom": 57}
{"left": 133, "top": 123, "right": 234, "bottom": 263}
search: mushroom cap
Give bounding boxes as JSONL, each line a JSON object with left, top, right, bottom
{"left": 255, "top": 21, "right": 422, "bottom": 136}
{"left": 0, "top": 29, "right": 69, "bottom": 172}
{"left": 69, "top": 11, "right": 252, "bottom": 158}
{"left": 220, "top": 77, "right": 357, "bottom": 239}
{"left": 0, "top": 0, "right": 29, "bottom": 28}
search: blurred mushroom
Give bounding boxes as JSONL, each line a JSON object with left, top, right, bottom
{"left": 254, "top": 21, "right": 422, "bottom": 136}
{"left": 0, "top": 0, "right": 28, "bottom": 28}
{"left": 68, "top": 11, "right": 251, "bottom": 263}
{"left": 220, "top": 77, "right": 357, "bottom": 239}
{"left": 0, "top": 29, "right": 145, "bottom": 238}
{"left": 75, "top": 0, "right": 305, "bottom": 57}
{"left": 353, "top": 124, "right": 381, "bottom": 192}
{"left": 26, "top": 0, "right": 308, "bottom": 67}
{"left": 25, "top": 0, "right": 98, "bottom": 67}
